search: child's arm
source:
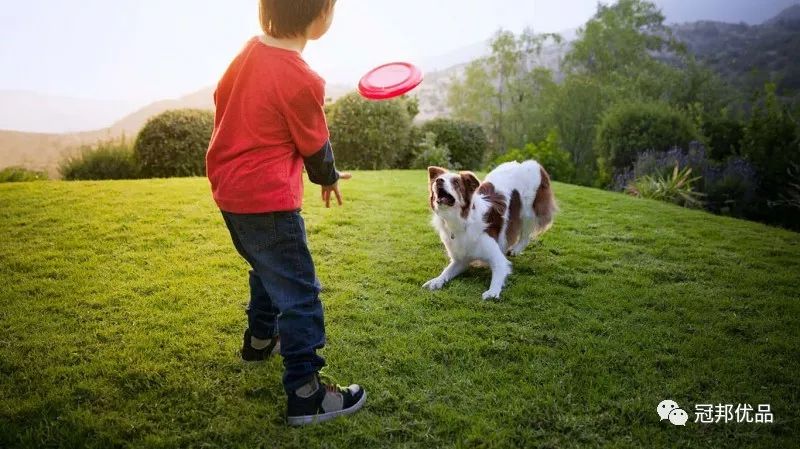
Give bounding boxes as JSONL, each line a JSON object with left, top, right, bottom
{"left": 286, "top": 83, "right": 349, "bottom": 207}
{"left": 302, "top": 140, "right": 339, "bottom": 186}
{"left": 303, "top": 140, "right": 351, "bottom": 207}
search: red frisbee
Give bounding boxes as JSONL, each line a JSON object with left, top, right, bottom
{"left": 358, "top": 62, "right": 423, "bottom": 100}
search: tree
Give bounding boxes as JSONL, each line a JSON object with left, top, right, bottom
{"left": 448, "top": 59, "right": 496, "bottom": 131}
{"left": 448, "top": 29, "right": 561, "bottom": 156}
{"left": 419, "top": 118, "right": 488, "bottom": 169}
{"left": 548, "top": 74, "right": 606, "bottom": 185}
{"left": 565, "top": 0, "right": 684, "bottom": 83}
{"left": 741, "top": 83, "right": 800, "bottom": 215}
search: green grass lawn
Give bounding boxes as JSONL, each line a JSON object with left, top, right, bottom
{"left": 1, "top": 171, "right": 798, "bottom": 448}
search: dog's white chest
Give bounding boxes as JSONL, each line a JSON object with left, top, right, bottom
{"left": 442, "top": 229, "right": 483, "bottom": 260}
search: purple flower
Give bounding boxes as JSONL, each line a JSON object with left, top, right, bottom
{"left": 615, "top": 143, "right": 759, "bottom": 217}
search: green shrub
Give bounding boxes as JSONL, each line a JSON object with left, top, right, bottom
{"left": 60, "top": 138, "right": 140, "bottom": 181}
{"left": 328, "top": 92, "right": 412, "bottom": 170}
{"left": 0, "top": 167, "right": 48, "bottom": 183}
{"left": 493, "top": 131, "right": 576, "bottom": 182}
{"left": 596, "top": 101, "right": 697, "bottom": 177}
{"left": 134, "top": 109, "right": 214, "bottom": 178}
{"left": 420, "top": 118, "right": 488, "bottom": 170}
{"left": 410, "top": 132, "right": 454, "bottom": 169}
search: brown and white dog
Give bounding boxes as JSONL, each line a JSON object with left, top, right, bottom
{"left": 424, "top": 161, "right": 556, "bottom": 300}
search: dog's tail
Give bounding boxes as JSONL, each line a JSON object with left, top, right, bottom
{"left": 533, "top": 165, "right": 557, "bottom": 236}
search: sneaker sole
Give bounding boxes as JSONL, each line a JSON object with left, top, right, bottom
{"left": 287, "top": 391, "right": 367, "bottom": 426}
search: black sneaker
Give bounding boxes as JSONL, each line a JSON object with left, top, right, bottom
{"left": 240, "top": 328, "right": 280, "bottom": 362}
{"left": 287, "top": 375, "right": 367, "bottom": 426}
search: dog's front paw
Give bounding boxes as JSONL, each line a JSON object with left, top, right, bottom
{"left": 507, "top": 247, "right": 523, "bottom": 257}
{"left": 423, "top": 278, "right": 445, "bottom": 291}
{"left": 508, "top": 242, "right": 528, "bottom": 257}
{"left": 481, "top": 289, "right": 501, "bottom": 300}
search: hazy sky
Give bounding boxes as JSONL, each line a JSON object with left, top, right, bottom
{"left": 1, "top": 0, "right": 797, "bottom": 107}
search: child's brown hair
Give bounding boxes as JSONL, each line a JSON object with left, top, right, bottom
{"left": 259, "top": 0, "right": 335, "bottom": 38}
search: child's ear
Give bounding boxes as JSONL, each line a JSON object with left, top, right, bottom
{"left": 428, "top": 166, "right": 447, "bottom": 182}
{"left": 459, "top": 171, "right": 481, "bottom": 197}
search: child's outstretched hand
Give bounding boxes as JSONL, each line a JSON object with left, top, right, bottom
{"left": 321, "top": 172, "right": 352, "bottom": 208}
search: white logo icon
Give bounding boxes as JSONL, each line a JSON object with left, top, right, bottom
{"left": 657, "top": 399, "right": 680, "bottom": 420}
{"left": 658, "top": 399, "right": 687, "bottom": 426}
{"left": 669, "top": 408, "right": 689, "bottom": 426}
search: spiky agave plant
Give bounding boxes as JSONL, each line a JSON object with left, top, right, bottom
{"left": 626, "top": 163, "right": 705, "bottom": 208}
{"left": 775, "top": 162, "right": 800, "bottom": 210}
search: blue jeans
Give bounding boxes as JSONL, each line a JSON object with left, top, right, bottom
{"left": 221, "top": 210, "right": 326, "bottom": 393}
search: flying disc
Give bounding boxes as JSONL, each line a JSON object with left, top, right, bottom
{"left": 358, "top": 62, "right": 423, "bottom": 100}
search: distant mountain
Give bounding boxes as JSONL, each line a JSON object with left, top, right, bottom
{"left": 671, "top": 4, "right": 800, "bottom": 95}
{"left": 0, "top": 91, "right": 136, "bottom": 134}
{"left": 764, "top": 3, "right": 800, "bottom": 25}
{"left": 657, "top": 0, "right": 800, "bottom": 25}
{"left": 108, "top": 88, "right": 215, "bottom": 136}
{"left": 422, "top": 40, "right": 490, "bottom": 73}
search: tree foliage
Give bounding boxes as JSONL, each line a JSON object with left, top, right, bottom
{"left": 448, "top": 29, "right": 561, "bottom": 156}
{"left": 740, "top": 83, "right": 800, "bottom": 224}
{"left": 565, "top": 0, "right": 684, "bottom": 81}
{"left": 419, "top": 118, "right": 488, "bottom": 170}
{"left": 410, "top": 132, "right": 453, "bottom": 170}
{"left": 595, "top": 101, "right": 698, "bottom": 179}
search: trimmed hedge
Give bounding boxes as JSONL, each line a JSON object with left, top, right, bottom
{"left": 134, "top": 109, "right": 214, "bottom": 178}
{"left": 328, "top": 93, "right": 412, "bottom": 170}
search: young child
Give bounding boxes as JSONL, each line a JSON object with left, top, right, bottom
{"left": 206, "top": 0, "right": 365, "bottom": 426}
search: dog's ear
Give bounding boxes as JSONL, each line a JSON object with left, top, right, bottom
{"left": 428, "top": 166, "right": 447, "bottom": 182}
{"left": 460, "top": 171, "right": 481, "bottom": 198}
